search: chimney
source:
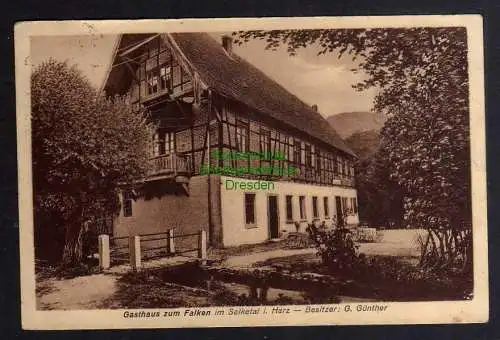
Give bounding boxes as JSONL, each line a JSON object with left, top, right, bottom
{"left": 221, "top": 35, "right": 233, "bottom": 55}
{"left": 312, "top": 104, "right": 318, "bottom": 112}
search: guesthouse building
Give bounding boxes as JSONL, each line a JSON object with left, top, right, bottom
{"left": 102, "top": 33, "right": 359, "bottom": 247}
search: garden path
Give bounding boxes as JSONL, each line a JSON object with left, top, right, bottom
{"left": 37, "top": 273, "right": 118, "bottom": 310}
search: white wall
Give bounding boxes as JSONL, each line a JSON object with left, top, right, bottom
{"left": 219, "top": 176, "right": 359, "bottom": 247}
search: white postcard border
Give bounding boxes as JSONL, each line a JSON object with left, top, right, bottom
{"left": 15, "top": 15, "right": 488, "bottom": 330}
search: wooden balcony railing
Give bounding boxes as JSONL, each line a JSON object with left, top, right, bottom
{"left": 148, "top": 153, "right": 192, "bottom": 178}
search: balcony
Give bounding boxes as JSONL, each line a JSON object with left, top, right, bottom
{"left": 147, "top": 153, "right": 192, "bottom": 181}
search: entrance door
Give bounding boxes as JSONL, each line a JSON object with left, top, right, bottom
{"left": 335, "top": 196, "right": 344, "bottom": 227}
{"left": 268, "top": 196, "right": 279, "bottom": 239}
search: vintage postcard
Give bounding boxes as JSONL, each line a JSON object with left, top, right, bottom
{"left": 15, "top": 16, "right": 487, "bottom": 330}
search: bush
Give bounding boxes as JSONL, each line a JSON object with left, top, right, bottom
{"left": 307, "top": 222, "right": 360, "bottom": 274}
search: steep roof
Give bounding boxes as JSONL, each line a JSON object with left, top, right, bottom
{"left": 104, "top": 33, "right": 356, "bottom": 157}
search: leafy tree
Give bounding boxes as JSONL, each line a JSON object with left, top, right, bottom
{"left": 31, "top": 59, "right": 154, "bottom": 265}
{"left": 234, "top": 28, "right": 471, "bottom": 271}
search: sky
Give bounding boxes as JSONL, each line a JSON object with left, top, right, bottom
{"left": 30, "top": 33, "right": 377, "bottom": 117}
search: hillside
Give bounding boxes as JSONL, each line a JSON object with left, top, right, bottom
{"left": 345, "top": 130, "right": 381, "bottom": 160}
{"left": 327, "top": 111, "right": 386, "bottom": 139}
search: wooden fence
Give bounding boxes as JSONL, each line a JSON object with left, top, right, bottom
{"left": 98, "top": 229, "right": 207, "bottom": 271}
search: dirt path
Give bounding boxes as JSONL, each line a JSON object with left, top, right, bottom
{"left": 37, "top": 273, "right": 118, "bottom": 310}
{"left": 223, "top": 248, "right": 316, "bottom": 268}
{"left": 222, "top": 229, "right": 423, "bottom": 268}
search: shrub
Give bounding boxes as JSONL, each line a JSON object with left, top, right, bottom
{"left": 307, "top": 221, "right": 360, "bottom": 274}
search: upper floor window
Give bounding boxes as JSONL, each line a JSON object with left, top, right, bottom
{"left": 337, "top": 156, "right": 343, "bottom": 175}
{"left": 236, "top": 120, "right": 249, "bottom": 152}
{"left": 304, "top": 144, "right": 312, "bottom": 167}
{"left": 287, "top": 138, "right": 294, "bottom": 162}
{"left": 153, "top": 131, "right": 175, "bottom": 156}
{"left": 137, "top": 37, "right": 191, "bottom": 100}
{"left": 293, "top": 140, "right": 301, "bottom": 165}
{"left": 147, "top": 72, "right": 159, "bottom": 95}
{"left": 160, "top": 65, "right": 171, "bottom": 90}
{"left": 315, "top": 150, "right": 322, "bottom": 171}
{"left": 260, "top": 128, "right": 271, "bottom": 154}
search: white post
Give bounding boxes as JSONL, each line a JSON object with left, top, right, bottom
{"left": 167, "top": 229, "right": 175, "bottom": 254}
{"left": 198, "top": 229, "right": 207, "bottom": 263}
{"left": 98, "top": 234, "right": 110, "bottom": 270}
{"left": 129, "top": 235, "right": 141, "bottom": 272}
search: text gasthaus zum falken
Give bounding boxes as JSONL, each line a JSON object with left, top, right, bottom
{"left": 122, "top": 304, "right": 389, "bottom": 318}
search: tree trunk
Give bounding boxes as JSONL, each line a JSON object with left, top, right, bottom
{"left": 62, "top": 219, "right": 84, "bottom": 265}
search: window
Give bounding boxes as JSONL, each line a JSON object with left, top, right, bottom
{"left": 260, "top": 128, "right": 271, "bottom": 154}
{"left": 165, "top": 132, "right": 175, "bottom": 153}
{"left": 337, "top": 156, "right": 343, "bottom": 175}
{"left": 245, "top": 193, "right": 256, "bottom": 224}
{"left": 159, "top": 65, "right": 171, "bottom": 90}
{"left": 305, "top": 144, "right": 312, "bottom": 167}
{"left": 153, "top": 131, "right": 175, "bottom": 156}
{"left": 315, "top": 150, "right": 322, "bottom": 171}
{"left": 299, "top": 196, "right": 306, "bottom": 220}
{"left": 236, "top": 121, "right": 248, "bottom": 152}
{"left": 312, "top": 196, "right": 318, "bottom": 218}
{"left": 352, "top": 197, "right": 358, "bottom": 214}
{"left": 287, "top": 137, "right": 294, "bottom": 162}
{"left": 139, "top": 38, "right": 190, "bottom": 98}
{"left": 147, "top": 71, "right": 159, "bottom": 95}
{"left": 285, "top": 195, "right": 293, "bottom": 221}
{"left": 123, "top": 191, "right": 133, "bottom": 217}
{"left": 341, "top": 197, "right": 349, "bottom": 215}
{"left": 323, "top": 197, "right": 329, "bottom": 217}
{"left": 293, "top": 140, "right": 301, "bottom": 164}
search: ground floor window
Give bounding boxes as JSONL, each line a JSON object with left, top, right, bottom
{"left": 351, "top": 197, "right": 358, "bottom": 214}
{"left": 312, "top": 196, "right": 318, "bottom": 218}
{"left": 285, "top": 195, "right": 293, "bottom": 222}
{"left": 123, "top": 191, "right": 133, "bottom": 217}
{"left": 299, "top": 196, "right": 306, "bottom": 220}
{"left": 342, "top": 197, "right": 349, "bottom": 215}
{"left": 244, "top": 193, "right": 256, "bottom": 225}
{"left": 323, "top": 197, "right": 329, "bottom": 217}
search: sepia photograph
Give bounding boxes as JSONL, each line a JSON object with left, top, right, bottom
{"left": 15, "top": 16, "right": 487, "bottom": 329}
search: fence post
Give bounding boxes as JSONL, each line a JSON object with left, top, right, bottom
{"left": 198, "top": 229, "right": 207, "bottom": 264}
{"left": 98, "top": 234, "right": 110, "bottom": 270}
{"left": 167, "top": 229, "right": 175, "bottom": 254}
{"left": 129, "top": 235, "right": 142, "bottom": 272}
